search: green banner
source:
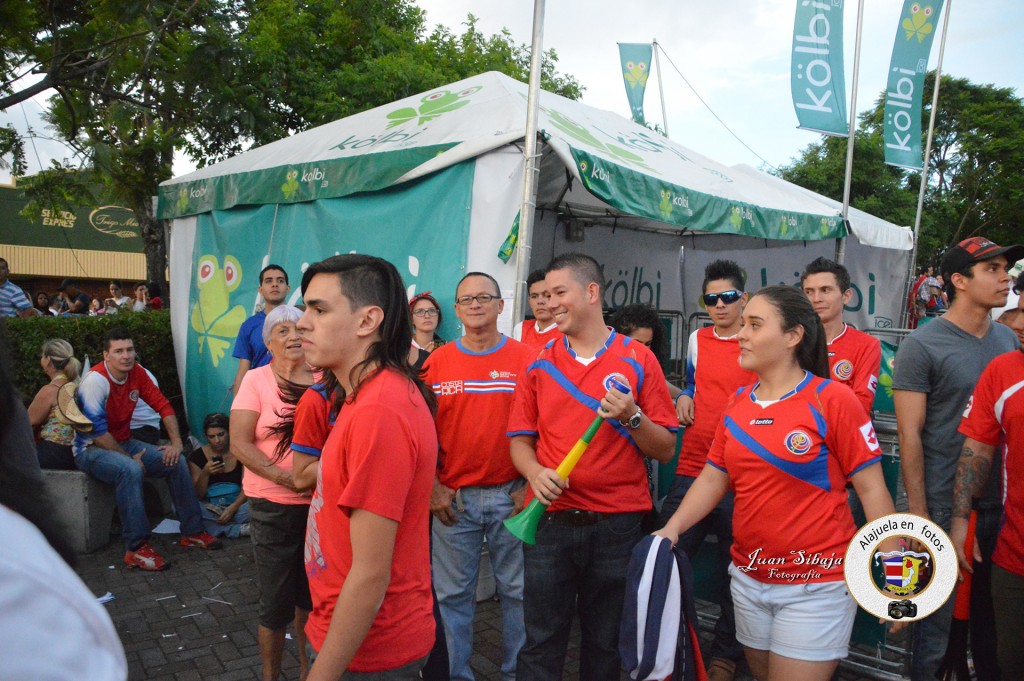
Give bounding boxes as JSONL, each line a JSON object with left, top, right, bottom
{"left": 183, "top": 161, "right": 474, "bottom": 432}
{"left": 873, "top": 340, "right": 898, "bottom": 413}
{"left": 0, "top": 186, "right": 143, "bottom": 252}
{"left": 157, "top": 143, "right": 459, "bottom": 220}
{"left": 618, "top": 43, "right": 653, "bottom": 126}
{"left": 883, "top": 0, "right": 945, "bottom": 169}
{"left": 569, "top": 147, "right": 847, "bottom": 241}
{"left": 791, "top": 0, "right": 848, "bottom": 136}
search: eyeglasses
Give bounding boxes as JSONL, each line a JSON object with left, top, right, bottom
{"left": 455, "top": 294, "right": 498, "bottom": 306}
{"left": 412, "top": 308, "right": 439, "bottom": 318}
{"left": 702, "top": 290, "right": 743, "bottom": 306}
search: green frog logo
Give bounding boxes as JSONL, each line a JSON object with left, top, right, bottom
{"left": 281, "top": 169, "right": 300, "bottom": 199}
{"left": 385, "top": 86, "right": 482, "bottom": 128}
{"left": 729, "top": 207, "right": 743, "bottom": 230}
{"left": 780, "top": 215, "right": 790, "bottom": 236}
{"left": 902, "top": 3, "right": 935, "bottom": 43}
{"left": 623, "top": 60, "right": 649, "bottom": 89}
{"left": 190, "top": 255, "right": 248, "bottom": 367}
{"left": 177, "top": 187, "right": 189, "bottom": 214}
{"left": 659, "top": 189, "right": 673, "bottom": 221}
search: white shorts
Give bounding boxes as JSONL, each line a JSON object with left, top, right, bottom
{"left": 728, "top": 563, "right": 857, "bottom": 662}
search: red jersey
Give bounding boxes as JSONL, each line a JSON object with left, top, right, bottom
{"left": 707, "top": 373, "right": 882, "bottom": 584}
{"left": 423, "top": 336, "right": 534, "bottom": 489}
{"left": 677, "top": 326, "right": 756, "bottom": 477}
{"left": 304, "top": 370, "right": 437, "bottom": 671}
{"left": 519, "top": 320, "right": 561, "bottom": 350}
{"left": 960, "top": 350, "right": 1024, "bottom": 577}
{"left": 291, "top": 383, "right": 336, "bottom": 459}
{"left": 827, "top": 324, "right": 881, "bottom": 417}
{"left": 507, "top": 331, "right": 678, "bottom": 513}
{"left": 75, "top": 362, "right": 173, "bottom": 449}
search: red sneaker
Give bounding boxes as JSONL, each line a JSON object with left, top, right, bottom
{"left": 125, "top": 543, "right": 169, "bottom": 571}
{"left": 180, "top": 531, "right": 224, "bottom": 550}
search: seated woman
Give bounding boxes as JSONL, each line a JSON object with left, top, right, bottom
{"left": 188, "top": 412, "right": 249, "bottom": 538}
{"left": 27, "top": 339, "right": 81, "bottom": 470}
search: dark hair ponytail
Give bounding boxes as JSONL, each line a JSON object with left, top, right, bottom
{"left": 752, "top": 285, "right": 830, "bottom": 379}
{"left": 301, "top": 254, "right": 437, "bottom": 414}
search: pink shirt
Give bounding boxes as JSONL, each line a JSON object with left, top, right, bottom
{"left": 232, "top": 364, "right": 308, "bottom": 505}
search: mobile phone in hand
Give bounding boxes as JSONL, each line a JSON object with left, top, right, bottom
{"left": 212, "top": 455, "right": 224, "bottom": 464}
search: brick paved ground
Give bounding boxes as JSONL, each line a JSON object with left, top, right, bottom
{"left": 75, "top": 530, "right": 906, "bottom": 680}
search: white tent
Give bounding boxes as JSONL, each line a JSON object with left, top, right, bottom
{"left": 158, "top": 71, "right": 911, "bottom": 424}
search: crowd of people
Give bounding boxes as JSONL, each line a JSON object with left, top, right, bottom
{"left": 5, "top": 235, "right": 1024, "bottom": 681}
{"left": 0, "top": 257, "right": 164, "bottom": 318}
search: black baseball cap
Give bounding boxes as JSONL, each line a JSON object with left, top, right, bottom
{"left": 57, "top": 278, "right": 76, "bottom": 291}
{"left": 940, "top": 237, "right": 1024, "bottom": 280}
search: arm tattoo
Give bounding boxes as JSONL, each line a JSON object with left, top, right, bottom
{"left": 952, "top": 445, "right": 992, "bottom": 520}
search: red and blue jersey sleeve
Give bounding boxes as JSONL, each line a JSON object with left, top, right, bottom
{"left": 292, "top": 384, "right": 335, "bottom": 458}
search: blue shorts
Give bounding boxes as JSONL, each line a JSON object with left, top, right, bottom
{"left": 728, "top": 563, "right": 856, "bottom": 662}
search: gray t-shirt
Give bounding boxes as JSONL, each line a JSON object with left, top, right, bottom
{"left": 892, "top": 318, "right": 1019, "bottom": 512}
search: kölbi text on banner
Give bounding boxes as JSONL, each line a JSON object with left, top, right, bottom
{"left": 883, "top": 0, "right": 946, "bottom": 169}
{"left": 791, "top": 0, "right": 849, "bottom": 137}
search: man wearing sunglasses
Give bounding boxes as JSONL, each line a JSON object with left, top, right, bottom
{"left": 657, "top": 258, "right": 754, "bottom": 681}
{"left": 801, "top": 257, "right": 881, "bottom": 417}
{"left": 422, "top": 272, "right": 535, "bottom": 681}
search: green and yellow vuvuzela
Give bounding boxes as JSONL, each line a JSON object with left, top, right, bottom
{"left": 503, "top": 414, "right": 606, "bottom": 545}
{"left": 504, "top": 377, "right": 633, "bottom": 545}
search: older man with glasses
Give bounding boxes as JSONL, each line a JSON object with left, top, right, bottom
{"left": 422, "top": 272, "right": 535, "bottom": 681}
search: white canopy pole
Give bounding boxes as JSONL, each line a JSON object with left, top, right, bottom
{"left": 834, "top": 0, "right": 865, "bottom": 265}
{"left": 902, "top": 0, "right": 952, "bottom": 325}
{"left": 512, "top": 0, "right": 546, "bottom": 328}
{"left": 653, "top": 39, "right": 669, "bottom": 138}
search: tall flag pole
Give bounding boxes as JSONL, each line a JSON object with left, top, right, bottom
{"left": 511, "top": 0, "right": 546, "bottom": 330}
{"left": 835, "top": 0, "right": 865, "bottom": 265}
{"left": 617, "top": 43, "right": 653, "bottom": 127}
{"left": 653, "top": 39, "right": 669, "bottom": 138}
{"left": 905, "top": 0, "right": 953, "bottom": 322}
{"left": 791, "top": 0, "right": 849, "bottom": 137}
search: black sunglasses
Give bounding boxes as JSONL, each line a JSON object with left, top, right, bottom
{"left": 702, "top": 290, "right": 743, "bottom": 306}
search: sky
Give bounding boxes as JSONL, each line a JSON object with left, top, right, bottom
{"left": 2, "top": 0, "right": 1022, "bottom": 184}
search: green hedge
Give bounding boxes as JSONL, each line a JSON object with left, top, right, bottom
{"left": 3, "top": 310, "right": 188, "bottom": 432}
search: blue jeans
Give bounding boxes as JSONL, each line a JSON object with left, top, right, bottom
{"left": 517, "top": 511, "right": 644, "bottom": 681}
{"left": 200, "top": 500, "right": 251, "bottom": 538}
{"left": 432, "top": 480, "right": 525, "bottom": 681}
{"left": 659, "top": 474, "right": 743, "bottom": 662}
{"left": 74, "top": 439, "right": 204, "bottom": 550}
{"left": 910, "top": 507, "right": 954, "bottom": 681}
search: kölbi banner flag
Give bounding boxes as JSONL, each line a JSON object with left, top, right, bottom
{"left": 618, "top": 43, "right": 653, "bottom": 126}
{"left": 883, "top": 0, "right": 945, "bottom": 169}
{"left": 790, "top": 0, "right": 848, "bottom": 137}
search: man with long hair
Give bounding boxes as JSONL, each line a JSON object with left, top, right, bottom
{"left": 298, "top": 254, "right": 438, "bottom": 681}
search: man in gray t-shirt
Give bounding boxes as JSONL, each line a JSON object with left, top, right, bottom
{"left": 894, "top": 236, "right": 1023, "bottom": 681}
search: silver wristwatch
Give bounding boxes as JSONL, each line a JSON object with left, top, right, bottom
{"left": 627, "top": 407, "right": 643, "bottom": 430}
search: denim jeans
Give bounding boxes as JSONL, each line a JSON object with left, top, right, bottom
{"left": 910, "top": 507, "right": 954, "bottom": 681}
{"left": 659, "top": 474, "right": 743, "bottom": 662}
{"left": 517, "top": 511, "right": 644, "bottom": 681}
{"left": 431, "top": 480, "right": 525, "bottom": 681}
{"left": 74, "top": 439, "right": 204, "bottom": 550}
{"left": 200, "top": 500, "right": 251, "bottom": 538}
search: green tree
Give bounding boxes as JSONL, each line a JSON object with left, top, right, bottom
{"left": 777, "top": 74, "right": 1024, "bottom": 264}
{"left": 3, "top": 1, "right": 582, "bottom": 286}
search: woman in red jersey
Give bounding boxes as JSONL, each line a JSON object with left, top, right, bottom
{"left": 656, "top": 285, "right": 896, "bottom": 681}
